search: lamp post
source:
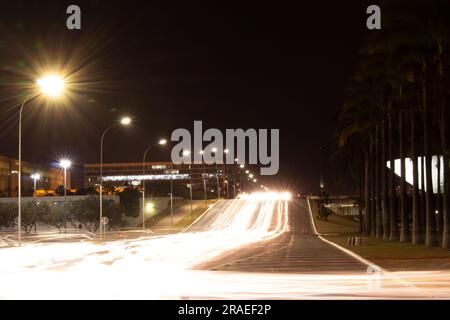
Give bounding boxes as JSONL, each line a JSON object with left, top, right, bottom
{"left": 187, "top": 184, "right": 193, "bottom": 219}
{"left": 30, "top": 173, "right": 41, "bottom": 199}
{"left": 99, "top": 116, "right": 132, "bottom": 238}
{"left": 216, "top": 174, "right": 220, "bottom": 199}
{"left": 169, "top": 163, "right": 174, "bottom": 228}
{"left": 183, "top": 150, "right": 192, "bottom": 219}
{"left": 59, "top": 159, "right": 71, "bottom": 231}
{"left": 17, "top": 74, "right": 65, "bottom": 243}
{"left": 200, "top": 150, "right": 207, "bottom": 208}
{"left": 142, "top": 139, "right": 167, "bottom": 231}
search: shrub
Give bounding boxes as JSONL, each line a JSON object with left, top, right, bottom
{"left": 118, "top": 188, "right": 140, "bottom": 217}
{"left": 22, "top": 201, "right": 51, "bottom": 233}
{"left": 69, "top": 196, "right": 124, "bottom": 232}
{"left": 0, "top": 202, "right": 17, "bottom": 228}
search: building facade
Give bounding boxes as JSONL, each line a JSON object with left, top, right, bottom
{"left": 0, "top": 155, "right": 69, "bottom": 197}
{"left": 84, "top": 161, "right": 244, "bottom": 198}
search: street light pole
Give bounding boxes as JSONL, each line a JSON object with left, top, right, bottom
{"left": 99, "top": 126, "right": 112, "bottom": 239}
{"left": 189, "top": 183, "right": 193, "bottom": 219}
{"left": 99, "top": 117, "right": 132, "bottom": 239}
{"left": 17, "top": 95, "right": 37, "bottom": 243}
{"left": 142, "top": 139, "right": 167, "bottom": 231}
{"left": 170, "top": 163, "right": 174, "bottom": 228}
{"left": 31, "top": 173, "right": 40, "bottom": 200}
{"left": 203, "top": 178, "right": 207, "bottom": 208}
{"left": 216, "top": 172, "right": 220, "bottom": 199}
{"left": 59, "top": 159, "right": 71, "bottom": 232}
{"left": 142, "top": 145, "right": 153, "bottom": 232}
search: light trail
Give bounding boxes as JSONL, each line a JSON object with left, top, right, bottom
{"left": 0, "top": 192, "right": 449, "bottom": 299}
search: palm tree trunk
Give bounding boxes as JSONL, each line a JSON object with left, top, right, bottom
{"left": 436, "top": 155, "right": 443, "bottom": 233}
{"left": 423, "top": 63, "right": 437, "bottom": 247}
{"left": 375, "top": 125, "right": 383, "bottom": 238}
{"left": 382, "top": 117, "right": 390, "bottom": 239}
{"left": 411, "top": 108, "right": 422, "bottom": 244}
{"left": 364, "top": 150, "right": 372, "bottom": 235}
{"left": 371, "top": 135, "right": 376, "bottom": 237}
{"left": 399, "top": 107, "right": 410, "bottom": 242}
{"left": 443, "top": 152, "right": 450, "bottom": 248}
{"left": 441, "top": 82, "right": 449, "bottom": 248}
{"left": 389, "top": 114, "right": 399, "bottom": 240}
{"left": 358, "top": 166, "right": 364, "bottom": 233}
{"left": 420, "top": 154, "right": 426, "bottom": 231}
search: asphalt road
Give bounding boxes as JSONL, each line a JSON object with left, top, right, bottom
{"left": 199, "top": 199, "right": 368, "bottom": 273}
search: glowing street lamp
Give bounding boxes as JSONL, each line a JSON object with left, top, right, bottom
{"left": 17, "top": 74, "right": 66, "bottom": 243}
{"left": 120, "top": 117, "right": 132, "bottom": 126}
{"left": 30, "top": 173, "right": 41, "bottom": 198}
{"left": 99, "top": 116, "right": 132, "bottom": 238}
{"left": 37, "top": 75, "right": 65, "bottom": 97}
{"left": 142, "top": 138, "right": 167, "bottom": 231}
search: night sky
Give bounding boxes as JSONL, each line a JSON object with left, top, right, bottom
{"left": 0, "top": 1, "right": 376, "bottom": 192}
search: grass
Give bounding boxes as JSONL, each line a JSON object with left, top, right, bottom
{"left": 309, "top": 199, "right": 450, "bottom": 271}
{"left": 309, "top": 200, "right": 360, "bottom": 234}
{"left": 144, "top": 199, "right": 185, "bottom": 226}
{"left": 174, "top": 200, "right": 217, "bottom": 229}
{"left": 326, "top": 234, "right": 450, "bottom": 271}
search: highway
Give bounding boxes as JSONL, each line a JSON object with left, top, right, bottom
{"left": 0, "top": 192, "right": 449, "bottom": 299}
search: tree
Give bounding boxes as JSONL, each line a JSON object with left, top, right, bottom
{"left": 0, "top": 202, "right": 17, "bottom": 229}
{"left": 118, "top": 188, "right": 141, "bottom": 217}
{"left": 22, "top": 201, "right": 50, "bottom": 233}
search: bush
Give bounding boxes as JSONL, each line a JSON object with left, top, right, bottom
{"left": 42, "top": 203, "right": 72, "bottom": 231}
{"left": 22, "top": 201, "right": 51, "bottom": 233}
{"left": 69, "top": 196, "right": 124, "bottom": 232}
{"left": 68, "top": 196, "right": 100, "bottom": 232}
{"left": 118, "top": 188, "right": 141, "bottom": 217}
{"left": 0, "top": 202, "right": 17, "bottom": 228}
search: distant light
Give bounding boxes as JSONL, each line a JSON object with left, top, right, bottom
{"left": 183, "top": 150, "right": 191, "bottom": 156}
{"left": 37, "top": 75, "right": 65, "bottom": 97}
{"left": 120, "top": 117, "right": 132, "bottom": 126}
{"left": 240, "top": 164, "right": 245, "bottom": 169}
{"left": 224, "top": 149, "right": 229, "bottom": 154}
{"left": 31, "top": 174, "right": 41, "bottom": 180}
{"left": 199, "top": 150, "right": 204, "bottom": 155}
{"left": 253, "top": 179, "right": 257, "bottom": 183}
{"left": 11, "top": 170, "right": 18, "bottom": 174}
{"left": 249, "top": 174, "right": 254, "bottom": 179}
{"left": 59, "top": 159, "right": 72, "bottom": 169}
{"left": 212, "top": 147, "right": 218, "bottom": 153}
{"left": 145, "top": 202, "right": 155, "bottom": 213}
{"left": 159, "top": 139, "right": 167, "bottom": 145}
{"left": 245, "top": 170, "right": 249, "bottom": 174}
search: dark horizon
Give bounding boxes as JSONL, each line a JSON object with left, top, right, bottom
{"left": 0, "top": 1, "right": 374, "bottom": 194}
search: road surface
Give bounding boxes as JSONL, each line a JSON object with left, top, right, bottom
{"left": 0, "top": 192, "right": 449, "bottom": 299}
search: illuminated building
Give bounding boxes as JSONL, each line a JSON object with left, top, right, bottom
{"left": 0, "top": 155, "right": 69, "bottom": 197}
{"left": 84, "top": 161, "right": 241, "bottom": 198}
